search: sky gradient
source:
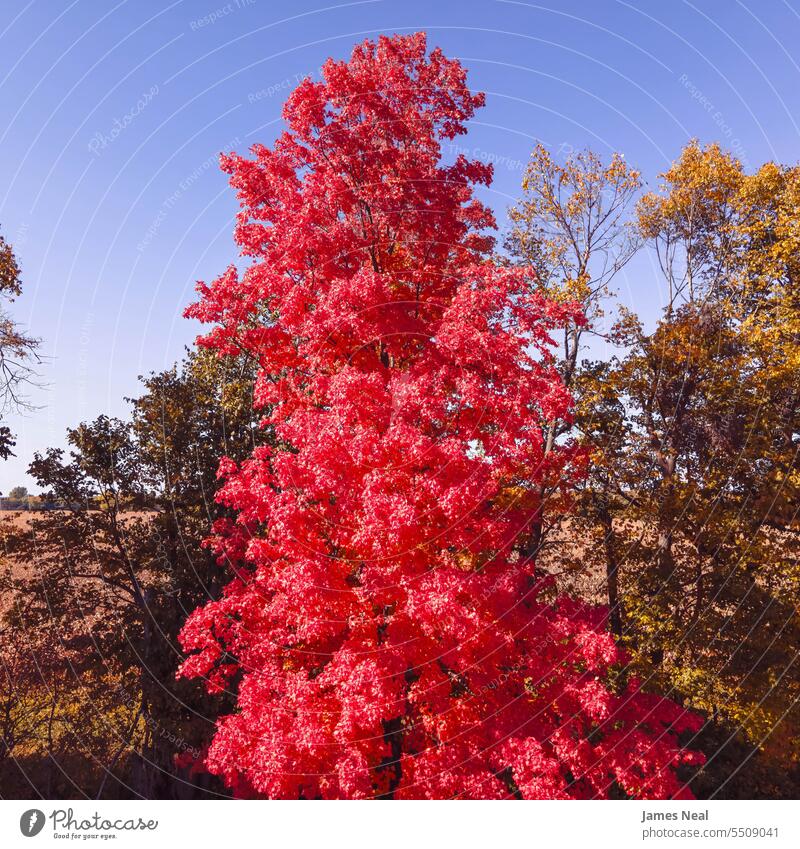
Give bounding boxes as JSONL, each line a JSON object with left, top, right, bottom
{"left": 2, "top": 0, "right": 799, "bottom": 491}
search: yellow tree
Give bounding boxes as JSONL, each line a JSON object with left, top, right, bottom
{"left": 511, "top": 141, "right": 800, "bottom": 794}
{"left": 607, "top": 143, "right": 800, "bottom": 793}
{"left": 507, "top": 145, "right": 641, "bottom": 563}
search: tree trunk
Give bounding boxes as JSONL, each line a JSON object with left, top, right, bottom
{"left": 598, "top": 504, "right": 622, "bottom": 636}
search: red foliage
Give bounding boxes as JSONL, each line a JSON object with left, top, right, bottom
{"left": 179, "top": 32, "right": 703, "bottom": 799}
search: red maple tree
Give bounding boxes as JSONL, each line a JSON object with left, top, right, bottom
{"left": 179, "top": 32, "right": 703, "bottom": 799}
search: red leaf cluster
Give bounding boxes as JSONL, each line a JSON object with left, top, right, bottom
{"left": 180, "top": 32, "right": 703, "bottom": 799}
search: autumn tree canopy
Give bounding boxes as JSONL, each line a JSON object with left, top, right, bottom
{"left": 617, "top": 143, "right": 800, "bottom": 776}
{"left": 179, "top": 33, "right": 702, "bottom": 800}
{"left": 521, "top": 141, "right": 800, "bottom": 796}
{"left": 1, "top": 348, "right": 260, "bottom": 798}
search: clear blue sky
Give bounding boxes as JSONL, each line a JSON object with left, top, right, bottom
{"left": 1, "top": 0, "right": 799, "bottom": 492}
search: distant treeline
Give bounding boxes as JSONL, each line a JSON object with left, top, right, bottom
{"left": 0, "top": 496, "right": 72, "bottom": 511}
